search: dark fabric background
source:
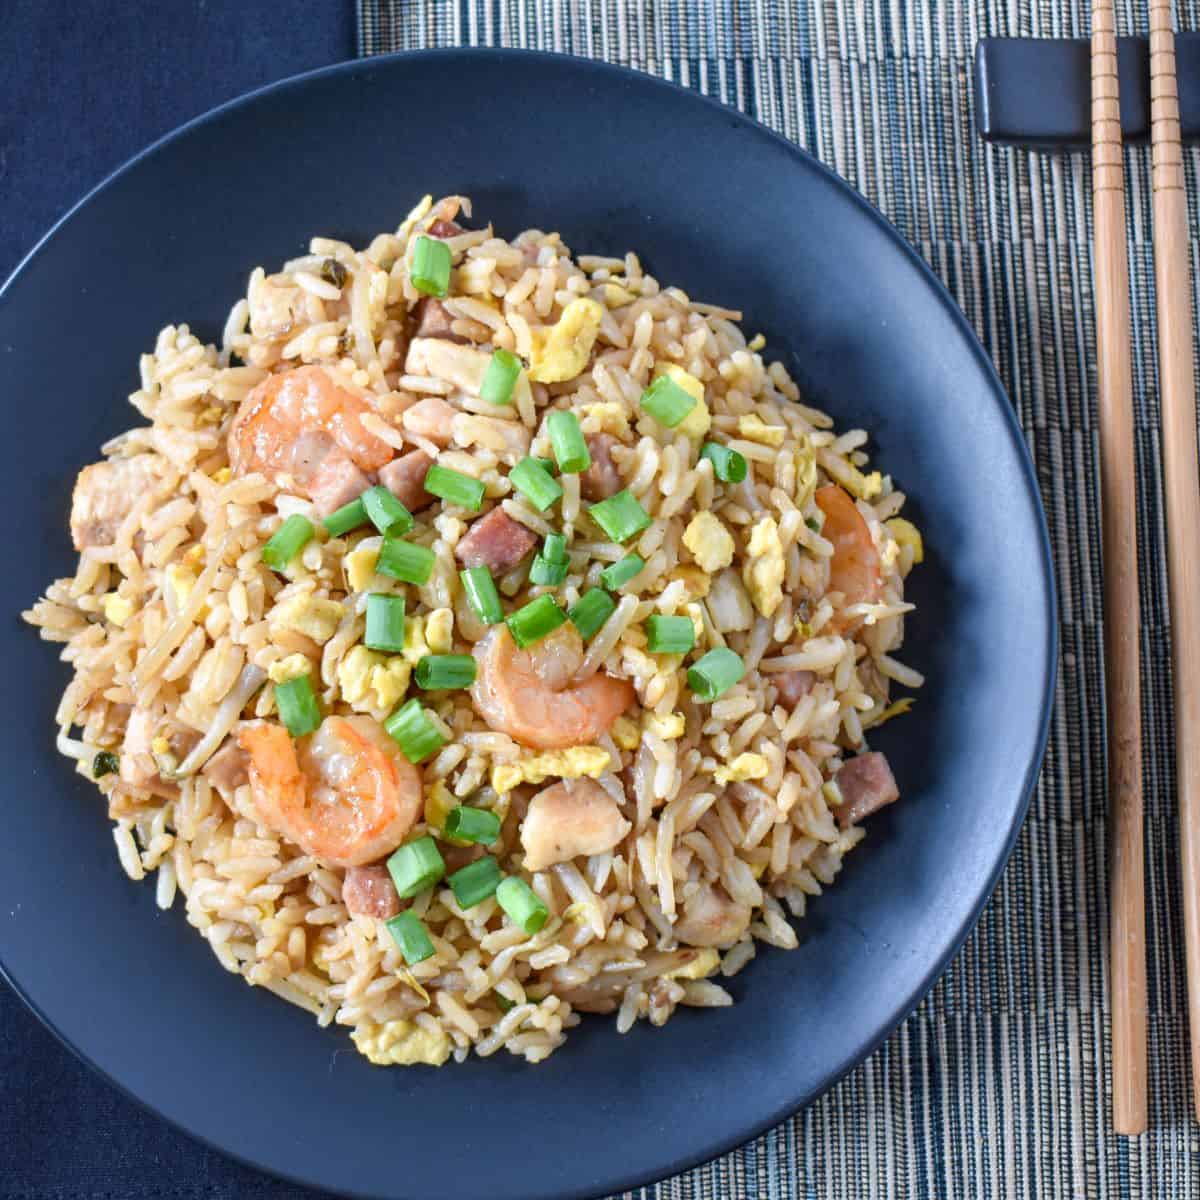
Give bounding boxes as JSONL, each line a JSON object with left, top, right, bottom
{"left": 2, "top": 5, "right": 350, "bottom": 1195}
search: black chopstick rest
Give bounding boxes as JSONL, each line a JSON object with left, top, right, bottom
{"left": 975, "top": 34, "right": 1200, "bottom": 147}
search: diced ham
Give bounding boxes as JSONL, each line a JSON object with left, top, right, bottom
{"left": 455, "top": 507, "right": 537, "bottom": 575}
{"left": 307, "top": 452, "right": 371, "bottom": 518}
{"left": 412, "top": 297, "right": 467, "bottom": 343}
{"left": 202, "top": 738, "right": 250, "bottom": 799}
{"left": 774, "top": 670, "right": 815, "bottom": 708}
{"left": 580, "top": 433, "right": 623, "bottom": 501}
{"left": 377, "top": 450, "right": 435, "bottom": 513}
{"left": 427, "top": 218, "right": 464, "bottom": 239}
{"left": 342, "top": 865, "right": 400, "bottom": 920}
{"left": 834, "top": 751, "right": 899, "bottom": 828}
{"left": 70, "top": 455, "right": 160, "bottom": 550}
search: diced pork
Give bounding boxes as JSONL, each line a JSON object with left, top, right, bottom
{"left": 580, "top": 433, "right": 623, "bottom": 501}
{"left": 774, "top": 670, "right": 815, "bottom": 709}
{"left": 202, "top": 738, "right": 250, "bottom": 799}
{"left": 307, "top": 452, "right": 371, "bottom": 518}
{"left": 377, "top": 450, "right": 435, "bottom": 513}
{"left": 412, "top": 297, "right": 467, "bottom": 343}
{"left": 454, "top": 507, "right": 537, "bottom": 575}
{"left": 427, "top": 218, "right": 464, "bottom": 239}
{"left": 70, "top": 455, "right": 160, "bottom": 550}
{"left": 342, "top": 865, "right": 401, "bottom": 920}
{"left": 834, "top": 751, "right": 899, "bottom": 828}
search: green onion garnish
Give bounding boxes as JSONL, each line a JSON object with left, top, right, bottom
{"left": 509, "top": 457, "right": 563, "bottom": 512}
{"left": 494, "top": 992, "right": 517, "bottom": 1013}
{"left": 322, "top": 496, "right": 369, "bottom": 537}
{"left": 320, "top": 257, "right": 348, "bottom": 288}
{"left": 568, "top": 589, "right": 616, "bottom": 640}
{"left": 444, "top": 806, "right": 501, "bottom": 845}
{"left": 547, "top": 410, "right": 591, "bottom": 474}
{"left": 700, "top": 442, "right": 748, "bottom": 484}
{"left": 362, "top": 486, "right": 414, "bottom": 537}
{"left": 480, "top": 348, "right": 522, "bottom": 406}
{"left": 385, "top": 910, "right": 435, "bottom": 965}
{"left": 423, "top": 463, "right": 485, "bottom": 511}
{"left": 262, "top": 514, "right": 314, "bottom": 571}
{"left": 386, "top": 835, "right": 446, "bottom": 898}
{"left": 415, "top": 654, "right": 477, "bottom": 690}
{"left": 93, "top": 751, "right": 119, "bottom": 779}
{"left": 506, "top": 593, "right": 567, "bottom": 648}
{"left": 542, "top": 533, "right": 568, "bottom": 563}
{"left": 377, "top": 537, "right": 436, "bottom": 585}
{"left": 686, "top": 647, "right": 746, "bottom": 702}
{"left": 600, "top": 553, "right": 644, "bottom": 591}
{"left": 641, "top": 374, "right": 698, "bottom": 428}
{"left": 589, "top": 489, "right": 651, "bottom": 543}
{"left": 365, "top": 593, "right": 406, "bottom": 653}
{"left": 384, "top": 698, "right": 447, "bottom": 763}
{"left": 274, "top": 673, "right": 322, "bottom": 737}
{"left": 448, "top": 856, "right": 502, "bottom": 909}
{"left": 529, "top": 554, "right": 569, "bottom": 587}
{"left": 534, "top": 456, "right": 557, "bottom": 476}
{"left": 496, "top": 876, "right": 549, "bottom": 934}
{"left": 411, "top": 235, "right": 452, "bottom": 297}
{"left": 645, "top": 614, "right": 696, "bottom": 655}
{"left": 460, "top": 566, "right": 503, "bottom": 625}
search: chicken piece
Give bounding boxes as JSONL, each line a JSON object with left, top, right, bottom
{"left": 342, "top": 865, "right": 401, "bottom": 919}
{"left": 70, "top": 456, "right": 159, "bottom": 550}
{"left": 401, "top": 397, "right": 457, "bottom": 447}
{"left": 455, "top": 508, "right": 537, "bottom": 575}
{"left": 580, "top": 433, "right": 623, "bottom": 501}
{"left": 520, "top": 778, "right": 631, "bottom": 872}
{"left": 377, "top": 450, "right": 435, "bottom": 513}
{"left": 834, "top": 751, "right": 899, "bottom": 828}
{"left": 674, "top": 882, "right": 752, "bottom": 949}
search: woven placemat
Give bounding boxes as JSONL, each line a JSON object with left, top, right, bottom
{"left": 359, "top": 2, "right": 1196, "bottom": 1196}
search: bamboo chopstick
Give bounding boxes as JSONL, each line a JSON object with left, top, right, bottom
{"left": 1091, "top": 0, "right": 1149, "bottom": 1136}
{"left": 1148, "top": 0, "right": 1200, "bottom": 1125}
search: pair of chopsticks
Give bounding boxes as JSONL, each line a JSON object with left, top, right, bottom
{"left": 1092, "top": 0, "right": 1200, "bottom": 1135}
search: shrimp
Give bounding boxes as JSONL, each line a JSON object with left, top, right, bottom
{"left": 521, "top": 778, "right": 631, "bottom": 871}
{"left": 238, "top": 715, "right": 422, "bottom": 868}
{"left": 228, "top": 365, "right": 394, "bottom": 515}
{"left": 470, "top": 625, "right": 635, "bottom": 750}
{"left": 814, "top": 484, "right": 881, "bottom": 608}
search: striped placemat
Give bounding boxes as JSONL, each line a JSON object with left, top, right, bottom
{"left": 359, "top": 3, "right": 1199, "bottom": 1195}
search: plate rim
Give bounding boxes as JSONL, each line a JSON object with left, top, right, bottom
{"left": 0, "top": 45, "right": 1058, "bottom": 1200}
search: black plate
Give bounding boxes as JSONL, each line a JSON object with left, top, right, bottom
{"left": 0, "top": 49, "right": 1055, "bottom": 1200}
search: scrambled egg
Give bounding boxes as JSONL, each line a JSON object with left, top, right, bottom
{"left": 747, "top": 333, "right": 766, "bottom": 352}
{"left": 182, "top": 543, "right": 205, "bottom": 568}
{"left": 491, "top": 746, "right": 612, "bottom": 794}
{"left": 102, "top": 593, "right": 133, "bottom": 626}
{"left": 529, "top": 298, "right": 604, "bottom": 383}
{"left": 664, "top": 948, "right": 720, "bottom": 981}
{"left": 578, "top": 401, "right": 631, "bottom": 438}
{"left": 684, "top": 601, "right": 706, "bottom": 643}
{"left": 402, "top": 613, "right": 431, "bottom": 666}
{"left": 345, "top": 542, "right": 381, "bottom": 592}
{"left": 670, "top": 564, "right": 711, "bottom": 600}
{"left": 337, "top": 645, "right": 411, "bottom": 712}
{"left": 210, "top": 466, "right": 231, "bottom": 484}
{"left": 646, "top": 712, "right": 686, "bottom": 740}
{"left": 424, "top": 608, "right": 454, "bottom": 654}
{"left": 269, "top": 594, "right": 344, "bottom": 644}
{"left": 655, "top": 363, "right": 711, "bottom": 439}
{"left": 423, "top": 779, "right": 469, "bottom": 844}
{"left": 351, "top": 1019, "right": 451, "bottom": 1067}
{"left": 713, "top": 752, "right": 770, "bottom": 786}
{"left": 267, "top": 653, "right": 311, "bottom": 684}
{"left": 610, "top": 716, "right": 640, "bottom": 751}
{"left": 885, "top": 517, "right": 924, "bottom": 564}
{"left": 603, "top": 283, "right": 638, "bottom": 307}
{"left": 736, "top": 413, "right": 785, "bottom": 447}
{"left": 165, "top": 563, "right": 197, "bottom": 608}
{"left": 742, "top": 516, "right": 785, "bottom": 618}
{"left": 682, "top": 511, "right": 735, "bottom": 574}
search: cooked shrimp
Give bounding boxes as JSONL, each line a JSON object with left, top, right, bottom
{"left": 229, "top": 365, "right": 394, "bottom": 514}
{"left": 814, "top": 484, "right": 881, "bottom": 607}
{"left": 470, "top": 625, "right": 635, "bottom": 750}
{"left": 239, "top": 715, "right": 421, "bottom": 868}
{"left": 521, "top": 778, "right": 631, "bottom": 871}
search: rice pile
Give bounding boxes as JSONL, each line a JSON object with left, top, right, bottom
{"left": 24, "top": 195, "right": 923, "bottom": 1067}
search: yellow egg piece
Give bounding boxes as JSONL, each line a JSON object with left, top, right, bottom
{"left": 682, "top": 511, "right": 735, "bottom": 574}
{"left": 885, "top": 517, "right": 924, "bottom": 564}
{"left": 528, "top": 297, "right": 604, "bottom": 383}
{"left": 713, "top": 752, "right": 770, "bottom": 786}
{"left": 743, "top": 516, "right": 785, "bottom": 618}
{"left": 102, "top": 593, "right": 134, "bottom": 627}
{"left": 269, "top": 593, "right": 344, "bottom": 644}
{"left": 267, "top": 653, "right": 312, "bottom": 684}
{"left": 351, "top": 1019, "right": 451, "bottom": 1067}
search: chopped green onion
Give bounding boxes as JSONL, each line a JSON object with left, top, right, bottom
{"left": 600, "top": 553, "right": 645, "bottom": 591}
{"left": 448, "top": 857, "right": 502, "bottom": 908}
{"left": 589, "top": 489, "right": 651, "bottom": 543}
{"left": 385, "top": 698, "right": 447, "bottom": 763}
{"left": 387, "top": 835, "right": 446, "bottom": 898}
{"left": 415, "top": 654, "right": 477, "bottom": 690}
{"left": 362, "top": 486, "right": 414, "bottom": 537}
{"left": 700, "top": 441, "right": 748, "bottom": 484}
{"left": 93, "top": 751, "right": 119, "bottom": 779}
{"left": 645, "top": 614, "right": 696, "bottom": 654}
{"left": 805, "top": 514, "right": 823, "bottom": 533}
{"left": 365, "top": 593, "right": 406, "bottom": 653}
{"left": 506, "top": 593, "right": 567, "bottom": 648}
{"left": 494, "top": 991, "right": 517, "bottom": 1013}
{"left": 509, "top": 457, "right": 563, "bottom": 512}
{"left": 480, "top": 348, "right": 522, "bottom": 406}
{"left": 529, "top": 554, "right": 569, "bottom": 587}
{"left": 542, "top": 533, "right": 568, "bottom": 563}
{"left": 275, "top": 674, "right": 321, "bottom": 737}
{"left": 411, "top": 235, "right": 451, "bottom": 297}
{"left": 322, "top": 496, "right": 368, "bottom": 537}
{"left": 460, "top": 566, "right": 503, "bottom": 625}
{"left": 641, "top": 374, "right": 698, "bottom": 427}
{"left": 376, "top": 537, "right": 435, "bottom": 585}
{"left": 534, "top": 456, "right": 557, "bottom": 476}
{"left": 320, "top": 257, "right": 348, "bottom": 288}
{"left": 385, "top": 910, "right": 435, "bottom": 965}
{"left": 686, "top": 647, "right": 746, "bottom": 702}
{"left": 496, "top": 876, "right": 549, "bottom": 934}
{"left": 547, "top": 410, "right": 591, "bottom": 474}
{"left": 262, "top": 514, "right": 314, "bottom": 570}
{"left": 568, "top": 589, "right": 616, "bottom": 640}
{"left": 424, "top": 464, "right": 485, "bottom": 511}
{"left": 444, "top": 806, "right": 501, "bottom": 845}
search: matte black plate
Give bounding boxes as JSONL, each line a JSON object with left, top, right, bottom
{"left": 0, "top": 50, "right": 1055, "bottom": 1200}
